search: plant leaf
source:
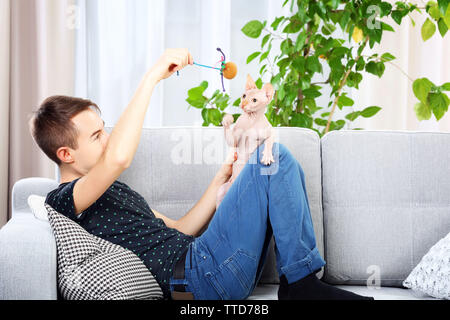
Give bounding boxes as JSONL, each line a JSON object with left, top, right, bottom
{"left": 421, "top": 18, "right": 436, "bottom": 41}
{"left": 209, "top": 90, "right": 220, "bottom": 102}
{"left": 255, "top": 78, "right": 263, "bottom": 89}
{"left": 290, "top": 113, "right": 312, "bottom": 128}
{"left": 438, "top": 0, "right": 450, "bottom": 15}
{"left": 391, "top": 10, "right": 404, "bottom": 25}
{"left": 380, "top": 2, "right": 393, "bottom": 17}
{"left": 201, "top": 108, "right": 208, "bottom": 121}
{"left": 352, "top": 27, "right": 364, "bottom": 43}
{"left": 302, "top": 88, "right": 322, "bottom": 98}
{"left": 199, "top": 81, "right": 208, "bottom": 90}
{"left": 444, "top": 5, "right": 450, "bottom": 27}
{"left": 441, "top": 82, "right": 450, "bottom": 91}
{"left": 246, "top": 52, "right": 261, "bottom": 64}
{"left": 381, "top": 22, "right": 395, "bottom": 32}
{"left": 429, "top": 92, "right": 450, "bottom": 120}
{"left": 208, "top": 108, "right": 222, "bottom": 125}
{"left": 261, "top": 34, "right": 271, "bottom": 48}
{"left": 260, "top": 50, "right": 270, "bottom": 62}
{"left": 414, "top": 101, "right": 432, "bottom": 120}
{"left": 413, "top": 78, "right": 434, "bottom": 102}
{"left": 428, "top": 3, "right": 442, "bottom": 20}
{"left": 242, "top": 20, "right": 264, "bottom": 38}
{"left": 339, "top": 9, "right": 351, "bottom": 29}
{"left": 360, "top": 106, "right": 382, "bottom": 117}
{"left": 438, "top": 18, "right": 449, "bottom": 36}
{"left": 271, "top": 17, "right": 285, "bottom": 31}
{"left": 186, "top": 97, "right": 207, "bottom": 109}
{"left": 271, "top": 73, "right": 283, "bottom": 90}
{"left": 283, "top": 18, "right": 302, "bottom": 33}
{"left": 381, "top": 53, "right": 396, "bottom": 62}
{"left": 306, "top": 56, "right": 322, "bottom": 74}
{"left": 337, "top": 95, "right": 354, "bottom": 109}
{"left": 295, "top": 32, "right": 307, "bottom": 51}
{"left": 345, "top": 111, "right": 361, "bottom": 121}
{"left": 187, "top": 86, "right": 205, "bottom": 100}
{"left": 365, "top": 61, "right": 385, "bottom": 77}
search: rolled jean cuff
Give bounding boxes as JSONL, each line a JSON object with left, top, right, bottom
{"left": 280, "top": 247, "right": 326, "bottom": 284}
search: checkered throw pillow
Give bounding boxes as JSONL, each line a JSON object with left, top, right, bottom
{"left": 45, "top": 203, "right": 163, "bottom": 300}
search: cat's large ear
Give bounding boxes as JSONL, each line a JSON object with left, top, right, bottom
{"left": 263, "top": 83, "right": 274, "bottom": 101}
{"left": 245, "top": 74, "right": 257, "bottom": 91}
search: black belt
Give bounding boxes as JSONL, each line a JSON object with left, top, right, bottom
{"left": 171, "top": 247, "right": 194, "bottom": 300}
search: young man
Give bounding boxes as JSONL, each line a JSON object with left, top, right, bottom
{"left": 31, "top": 48, "right": 373, "bottom": 300}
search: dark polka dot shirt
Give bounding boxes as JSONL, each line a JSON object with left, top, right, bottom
{"left": 45, "top": 177, "right": 194, "bottom": 299}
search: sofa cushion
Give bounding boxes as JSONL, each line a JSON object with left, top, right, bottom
{"left": 115, "top": 126, "right": 325, "bottom": 283}
{"left": 403, "top": 231, "right": 450, "bottom": 299}
{"left": 321, "top": 130, "right": 450, "bottom": 287}
{"left": 247, "top": 284, "right": 436, "bottom": 300}
{"left": 45, "top": 203, "right": 163, "bottom": 300}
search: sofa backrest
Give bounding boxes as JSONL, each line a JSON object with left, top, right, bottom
{"left": 321, "top": 130, "right": 450, "bottom": 287}
{"left": 115, "top": 126, "right": 325, "bottom": 283}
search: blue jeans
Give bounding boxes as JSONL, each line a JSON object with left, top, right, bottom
{"left": 169, "top": 142, "right": 326, "bottom": 300}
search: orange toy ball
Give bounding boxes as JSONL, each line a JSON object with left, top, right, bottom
{"left": 223, "top": 62, "right": 237, "bottom": 79}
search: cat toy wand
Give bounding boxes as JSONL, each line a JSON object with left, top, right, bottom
{"left": 177, "top": 48, "right": 237, "bottom": 92}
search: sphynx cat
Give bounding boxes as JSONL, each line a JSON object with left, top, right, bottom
{"left": 216, "top": 74, "right": 275, "bottom": 210}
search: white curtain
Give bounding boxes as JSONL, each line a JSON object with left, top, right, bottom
{"left": 74, "top": 0, "right": 292, "bottom": 127}
{"left": 75, "top": 0, "right": 450, "bottom": 132}
{"left": 0, "top": 0, "right": 11, "bottom": 227}
{"left": 0, "top": 0, "right": 76, "bottom": 226}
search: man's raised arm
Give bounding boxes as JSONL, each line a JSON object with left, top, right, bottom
{"left": 106, "top": 48, "right": 193, "bottom": 168}
{"left": 72, "top": 49, "right": 194, "bottom": 215}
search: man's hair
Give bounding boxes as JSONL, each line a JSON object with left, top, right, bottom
{"left": 29, "top": 95, "right": 101, "bottom": 166}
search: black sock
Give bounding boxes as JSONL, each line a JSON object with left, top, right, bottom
{"left": 280, "top": 272, "right": 374, "bottom": 300}
{"left": 277, "top": 273, "right": 289, "bottom": 300}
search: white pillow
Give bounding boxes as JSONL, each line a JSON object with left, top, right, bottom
{"left": 45, "top": 203, "right": 163, "bottom": 300}
{"left": 403, "top": 232, "right": 450, "bottom": 300}
{"left": 28, "top": 195, "right": 48, "bottom": 221}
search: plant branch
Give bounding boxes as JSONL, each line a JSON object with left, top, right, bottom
{"left": 303, "top": 22, "right": 314, "bottom": 57}
{"left": 273, "top": 90, "right": 280, "bottom": 115}
{"left": 385, "top": 60, "right": 415, "bottom": 83}
{"left": 266, "top": 55, "right": 276, "bottom": 77}
{"left": 296, "top": 22, "right": 315, "bottom": 113}
{"left": 311, "top": 80, "right": 330, "bottom": 85}
{"left": 325, "top": 36, "right": 369, "bottom": 134}
{"left": 363, "top": 54, "right": 415, "bottom": 83}
{"left": 263, "top": 27, "right": 288, "bottom": 40}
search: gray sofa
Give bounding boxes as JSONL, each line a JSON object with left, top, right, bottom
{"left": 1, "top": 127, "right": 449, "bottom": 300}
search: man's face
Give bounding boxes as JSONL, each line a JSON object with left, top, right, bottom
{"left": 58, "top": 109, "right": 110, "bottom": 175}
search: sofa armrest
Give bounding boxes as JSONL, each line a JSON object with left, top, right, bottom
{"left": 12, "top": 177, "right": 58, "bottom": 217}
{"left": 0, "top": 215, "right": 57, "bottom": 300}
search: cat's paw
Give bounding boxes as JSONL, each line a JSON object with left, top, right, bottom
{"left": 222, "top": 114, "right": 234, "bottom": 128}
{"left": 261, "top": 152, "right": 275, "bottom": 166}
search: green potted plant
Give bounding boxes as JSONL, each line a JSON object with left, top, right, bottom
{"left": 186, "top": 0, "right": 450, "bottom": 138}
